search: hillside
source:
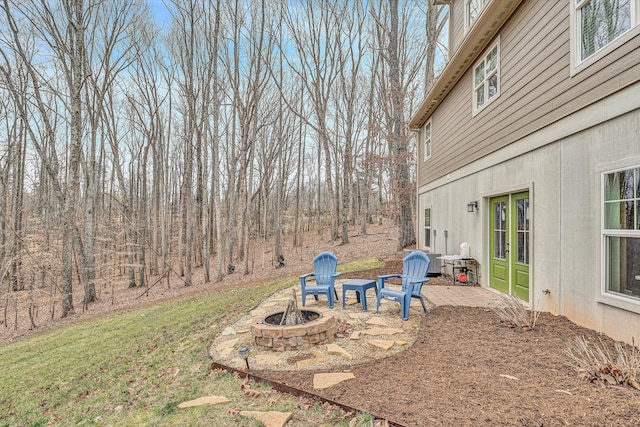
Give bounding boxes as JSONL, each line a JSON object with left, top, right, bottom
{"left": 1, "top": 223, "right": 403, "bottom": 344}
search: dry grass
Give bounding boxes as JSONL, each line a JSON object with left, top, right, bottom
{"left": 489, "top": 292, "right": 544, "bottom": 329}
{"left": 564, "top": 336, "right": 640, "bottom": 389}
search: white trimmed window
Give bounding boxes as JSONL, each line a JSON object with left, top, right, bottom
{"left": 472, "top": 40, "right": 500, "bottom": 115}
{"left": 603, "top": 166, "right": 640, "bottom": 302}
{"left": 465, "top": 0, "right": 488, "bottom": 31}
{"left": 424, "top": 208, "right": 432, "bottom": 250}
{"left": 423, "top": 120, "right": 432, "bottom": 161}
{"left": 572, "top": 0, "right": 640, "bottom": 73}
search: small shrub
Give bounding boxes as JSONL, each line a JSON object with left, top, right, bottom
{"left": 490, "top": 293, "right": 543, "bottom": 329}
{"left": 564, "top": 336, "right": 640, "bottom": 389}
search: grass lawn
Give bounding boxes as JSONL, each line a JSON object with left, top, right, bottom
{"left": 0, "top": 259, "right": 383, "bottom": 427}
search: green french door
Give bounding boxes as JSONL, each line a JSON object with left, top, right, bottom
{"left": 489, "top": 192, "right": 530, "bottom": 302}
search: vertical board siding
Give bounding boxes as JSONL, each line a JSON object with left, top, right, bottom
{"left": 420, "top": 0, "right": 640, "bottom": 186}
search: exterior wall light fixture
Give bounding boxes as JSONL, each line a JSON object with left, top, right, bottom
{"left": 467, "top": 201, "right": 478, "bottom": 213}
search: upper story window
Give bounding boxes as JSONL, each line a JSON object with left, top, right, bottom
{"left": 423, "top": 120, "right": 432, "bottom": 161}
{"left": 603, "top": 166, "right": 640, "bottom": 302}
{"left": 572, "top": 0, "right": 639, "bottom": 73}
{"left": 465, "top": 0, "right": 488, "bottom": 31}
{"left": 472, "top": 39, "right": 500, "bottom": 115}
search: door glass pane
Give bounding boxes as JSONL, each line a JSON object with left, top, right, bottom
{"left": 493, "top": 202, "right": 506, "bottom": 259}
{"left": 516, "top": 198, "right": 529, "bottom": 264}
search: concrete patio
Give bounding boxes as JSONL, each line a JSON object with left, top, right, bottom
{"left": 423, "top": 283, "right": 500, "bottom": 307}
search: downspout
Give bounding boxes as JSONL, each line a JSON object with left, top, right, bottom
{"left": 414, "top": 129, "right": 420, "bottom": 249}
{"left": 558, "top": 141, "right": 563, "bottom": 314}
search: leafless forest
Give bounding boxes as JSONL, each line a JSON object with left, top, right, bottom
{"left": 0, "top": 0, "right": 447, "bottom": 324}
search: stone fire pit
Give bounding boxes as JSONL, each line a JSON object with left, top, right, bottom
{"left": 251, "top": 308, "right": 337, "bottom": 352}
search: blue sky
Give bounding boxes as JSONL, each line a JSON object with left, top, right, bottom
{"left": 149, "top": 0, "right": 171, "bottom": 27}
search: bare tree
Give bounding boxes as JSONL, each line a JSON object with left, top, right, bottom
{"left": 336, "top": 2, "right": 367, "bottom": 244}
{"left": 281, "top": 0, "right": 343, "bottom": 241}
{"left": 423, "top": 0, "right": 448, "bottom": 93}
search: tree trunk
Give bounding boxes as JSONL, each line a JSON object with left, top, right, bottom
{"left": 388, "top": 0, "right": 416, "bottom": 250}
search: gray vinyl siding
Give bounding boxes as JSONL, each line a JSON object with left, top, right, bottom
{"left": 419, "top": 0, "right": 640, "bottom": 187}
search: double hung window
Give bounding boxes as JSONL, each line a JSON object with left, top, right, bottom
{"left": 423, "top": 120, "right": 432, "bottom": 161}
{"left": 473, "top": 40, "right": 500, "bottom": 114}
{"left": 603, "top": 167, "right": 640, "bottom": 301}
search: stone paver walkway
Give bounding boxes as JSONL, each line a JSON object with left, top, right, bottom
{"left": 423, "top": 284, "right": 499, "bottom": 307}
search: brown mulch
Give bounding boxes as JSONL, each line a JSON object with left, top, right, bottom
{"left": 258, "top": 306, "right": 640, "bottom": 426}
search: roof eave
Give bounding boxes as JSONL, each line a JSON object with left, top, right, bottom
{"left": 409, "top": 0, "right": 523, "bottom": 129}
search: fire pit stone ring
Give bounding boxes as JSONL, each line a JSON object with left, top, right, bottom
{"left": 251, "top": 308, "right": 337, "bottom": 351}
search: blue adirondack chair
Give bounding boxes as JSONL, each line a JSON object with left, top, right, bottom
{"left": 299, "top": 251, "right": 341, "bottom": 309}
{"left": 376, "top": 251, "right": 430, "bottom": 321}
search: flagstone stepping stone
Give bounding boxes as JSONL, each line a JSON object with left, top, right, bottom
{"left": 218, "top": 347, "right": 234, "bottom": 358}
{"left": 395, "top": 340, "right": 408, "bottom": 346}
{"left": 230, "top": 357, "right": 247, "bottom": 369}
{"left": 239, "top": 410, "right": 293, "bottom": 427}
{"left": 178, "top": 396, "right": 230, "bottom": 409}
{"left": 255, "top": 354, "right": 282, "bottom": 366}
{"left": 296, "top": 351, "right": 329, "bottom": 369}
{"left": 345, "top": 299, "right": 359, "bottom": 306}
{"left": 313, "top": 372, "right": 356, "bottom": 390}
{"left": 365, "top": 317, "right": 388, "bottom": 326}
{"left": 326, "top": 343, "right": 352, "bottom": 360}
{"left": 348, "top": 313, "right": 369, "bottom": 320}
{"left": 368, "top": 340, "right": 395, "bottom": 350}
{"left": 236, "top": 328, "right": 250, "bottom": 334}
{"left": 221, "top": 327, "right": 236, "bottom": 336}
{"left": 350, "top": 331, "right": 361, "bottom": 340}
{"left": 361, "top": 327, "right": 403, "bottom": 336}
{"left": 216, "top": 337, "right": 240, "bottom": 351}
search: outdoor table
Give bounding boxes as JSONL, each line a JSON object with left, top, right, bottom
{"left": 342, "top": 279, "right": 377, "bottom": 312}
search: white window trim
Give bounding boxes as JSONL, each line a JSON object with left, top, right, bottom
{"left": 598, "top": 163, "right": 640, "bottom": 314}
{"left": 472, "top": 38, "right": 500, "bottom": 116}
{"left": 570, "top": 0, "right": 640, "bottom": 77}
{"left": 423, "top": 119, "right": 432, "bottom": 161}
{"left": 423, "top": 206, "right": 432, "bottom": 251}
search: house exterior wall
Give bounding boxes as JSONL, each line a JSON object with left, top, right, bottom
{"left": 449, "top": 0, "right": 464, "bottom": 54}
{"left": 416, "top": 81, "right": 640, "bottom": 343}
{"left": 418, "top": 0, "right": 640, "bottom": 186}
